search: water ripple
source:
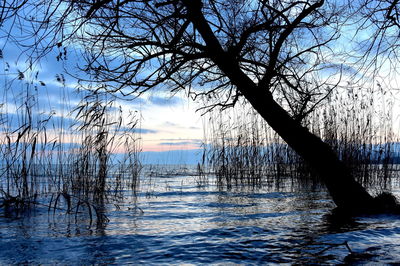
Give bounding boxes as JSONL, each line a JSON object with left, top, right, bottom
{"left": 1, "top": 174, "right": 400, "bottom": 264}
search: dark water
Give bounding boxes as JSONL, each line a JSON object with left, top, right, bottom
{"left": 1, "top": 167, "right": 400, "bottom": 264}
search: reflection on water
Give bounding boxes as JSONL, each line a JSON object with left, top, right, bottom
{"left": 1, "top": 166, "right": 400, "bottom": 264}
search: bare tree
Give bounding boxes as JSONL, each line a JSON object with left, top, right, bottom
{"left": 2, "top": 0, "right": 400, "bottom": 213}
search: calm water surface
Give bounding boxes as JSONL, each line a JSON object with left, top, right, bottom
{"left": 1, "top": 166, "right": 400, "bottom": 264}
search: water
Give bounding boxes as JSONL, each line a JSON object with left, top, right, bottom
{"left": 1, "top": 166, "right": 400, "bottom": 264}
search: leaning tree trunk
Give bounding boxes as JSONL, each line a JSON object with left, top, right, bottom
{"left": 240, "top": 88, "right": 375, "bottom": 211}
{"left": 185, "top": 0, "right": 376, "bottom": 212}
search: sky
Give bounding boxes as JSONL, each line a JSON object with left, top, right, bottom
{"left": 2, "top": 1, "right": 400, "bottom": 166}
{"left": 0, "top": 36, "right": 206, "bottom": 165}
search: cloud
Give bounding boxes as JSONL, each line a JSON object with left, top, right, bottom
{"left": 0, "top": 112, "right": 77, "bottom": 131}
{"left": 137, "top": 128, "right": 157, "bottom": 134}
{"left": 320, "top": 63, "right": 359, "bottom": 76}
{"left": 159, "top": 122, "right": 201, "bottom": 131}
{"left": 0, "top": 74, "right": 81, "bottom": 115}
{"left": 162, "top": 121, "right": 178, "bottom": 127}
{"left": 116, "top": 126, "right": 158, "bottom": 134}
{"left": 148, "top": 96, "right": 182, "bottom": 106}
{"left": 159, "top": 139, "right": 203, "bottom": 147}
{"left": 159, "top": 141, "right": 192, "bottom": 146}
{"left": 128, "top": 97, "right": 147, "bottom": 106}
{"left": 160, "top": 138, "right": 202, "bottom": 142}
{"left": 133, "top": 128, "right": 158, "bottom": 134}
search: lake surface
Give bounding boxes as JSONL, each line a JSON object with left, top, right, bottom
{"left": 1, "top": 165, "right": 400, "bottom": 264}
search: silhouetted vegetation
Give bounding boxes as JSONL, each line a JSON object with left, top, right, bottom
{"left": 0, "top": 72, "right": 142, "bottom": 224}
{"left": 204, "top": 86, "right": 400, "bottom": 192}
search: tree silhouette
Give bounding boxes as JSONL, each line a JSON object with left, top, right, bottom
{"left": 2, "top": 0, "right": 400, "bottom": 213}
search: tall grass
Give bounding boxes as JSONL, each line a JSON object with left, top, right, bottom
{"left": 204, "top": 86, "right": 400, "bottom": 192}
{"left": 204, "top": 108, "right": 299, "bottom": 190}
{"left": 0, "top": 70, "right": 142, "bottom": 223}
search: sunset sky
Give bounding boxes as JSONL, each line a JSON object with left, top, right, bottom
{"left": 2, "top": 1, "right": 400, "bottom": 166}
{"left": 0, "top": 37, "right": 206, "bottom": 164}
{"left": 0, "top": 36, "right": 204, "bottom": 164}
{"left": 3, "top": 36, "right": 400, "bottom": 165}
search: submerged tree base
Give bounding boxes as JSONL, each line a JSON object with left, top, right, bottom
{"left": 332, "top": 192, "right": 400, "bottom": 216}
{"left": 371, "top": 192, "right": 400, "bottom": 214}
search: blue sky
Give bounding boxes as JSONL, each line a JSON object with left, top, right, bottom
{"left": 0, "top": 36, "right": 205, "bottom": 164}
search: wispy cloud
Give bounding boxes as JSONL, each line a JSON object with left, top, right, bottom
{"left": 320, "top": 63, "right": 359, "bottom": 76}
{"left": 115, "top": 126, "right": 157, "bottom": 134}
{"left": 0, "top": 112, "right": 77, "bottom": 130}
{"left": 162, "top": 121, "right": 178, "bottom": 127}
{"left": 138, "top": 128, "right": 157, "bottom": 134}
{"left": 160, "top": 138, "right": 202, "bottom": 142}
{"left": 159, "top": 139, "right": 202, "bottom": 147}
{"left": 148, "top": 96, "right": 182, "bottom": 106}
